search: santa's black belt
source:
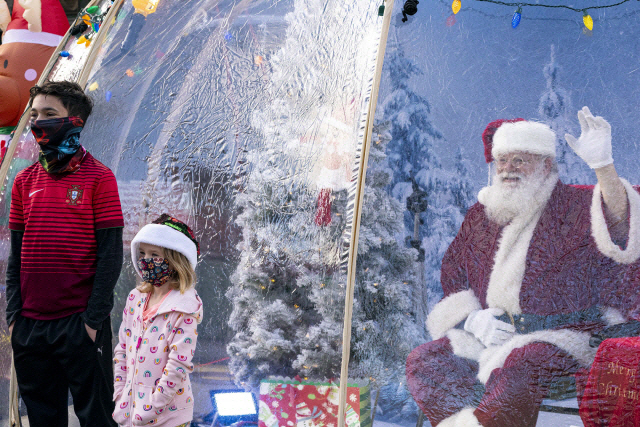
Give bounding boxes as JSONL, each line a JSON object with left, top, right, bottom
{"left": 497, "top": 307, "right": 602, "bottom": 335}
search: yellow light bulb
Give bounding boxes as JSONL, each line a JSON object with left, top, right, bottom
{"left": 583, "top": 11, "right": 593, "bottom": 31}
{"left": 452, "top": 0, "right": 461, "bottom": 14}
{"left": 132, "top": 0, "right": 160, "bottom": 17}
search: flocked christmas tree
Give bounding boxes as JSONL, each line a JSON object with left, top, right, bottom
{"left": 538, "top": 44, "right": 591, "bottom": 184}
{"left": 227, "top": 120, "right": 425, "bottom": 385}
{"left": 227, "top": 117, "right": 424, "bottom": 426}
{"left": 227, "top": 0, "right": 414, "bottom": 392}
{"left": 226, "top": 142, "right": 328, "bottom": 388}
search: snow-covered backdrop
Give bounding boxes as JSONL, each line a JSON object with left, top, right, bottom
{"left": 369, "top": 2, "right": 640, "bottom": 425}
{"left": 378, "top": 0, "right": 640, "bottom": 316}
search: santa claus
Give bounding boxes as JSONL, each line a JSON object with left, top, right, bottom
{"left": 406, "top": 106, "right": 640, "bottom": 427}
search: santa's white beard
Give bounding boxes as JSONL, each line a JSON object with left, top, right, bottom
{"left": 479, "top": 166, "right": 559, "bottom": 226}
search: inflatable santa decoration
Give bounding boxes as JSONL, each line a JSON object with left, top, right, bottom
{"left": 313, "top": 101, "right": 357, "bottom": 227}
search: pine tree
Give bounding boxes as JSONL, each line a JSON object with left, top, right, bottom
{"left": 226, "top": 128, "right": 337, "bottom": 387}
{"left": 380, "top": 45, "right": 475, "bottom": 321}
{"left": 227, "top": 123, "right": 426, "bottom": 398}
{"left": 381, "top": 48, "right": 443, "bottom": 200}
{"left": 538, "top": 44, "right": 591, "bottom": 184}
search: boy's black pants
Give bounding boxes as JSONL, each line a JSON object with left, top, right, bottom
{"left": 11, "top": 313, "right": 117, "bottom": 427}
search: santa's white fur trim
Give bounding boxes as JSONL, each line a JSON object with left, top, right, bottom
{"left": 438, "top": 407, "right": 482, "bottom": 427}
{"left": 427, "top": 289, "right": 481, "bottom": 340}
{"left": 477, "top": 329, "right": 596, "bottom": 384}
{"left": 1, "top": 28, "right": 62, "bottom": 46}
{"left": 484, "top": 174, "right": 557, "bottom": 314}
{"left": 492, "top": 121, "right": 556, "bottom": 159}
{"left": 591, "top": 178, "right": 640, "bottom": 264}
{"left": 446, "top": 329, "right": 486, "bottom": 361}
{"left": 0, "top": 1, "right": 10, "bottom": 33}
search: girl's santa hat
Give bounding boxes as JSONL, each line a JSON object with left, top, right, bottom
{"left": 0, "top": 0, "right": 69, "bottom": 46}
{"left": 482, "top": 118, "right": 556, "bottom": 163}
{"left": 131, "top": 214, "right": 200, "bottom": 276}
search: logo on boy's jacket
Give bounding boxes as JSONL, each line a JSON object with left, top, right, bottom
{"left": 65, "top": 185, "right": 83, "bottom": 205}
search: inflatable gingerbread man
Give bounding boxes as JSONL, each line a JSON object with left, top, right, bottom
{"left": 0, "top": 0, "right": 69, "bottom": 161}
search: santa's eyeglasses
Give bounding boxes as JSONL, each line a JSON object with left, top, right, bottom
{"left": 496, "top": 156, "right": 535, "bottom": 170}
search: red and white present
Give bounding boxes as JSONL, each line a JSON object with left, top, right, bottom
{"left": 580, "top": 337, "right": 640, "bottom": 427}
{"left": 258, "top": 377, "right": 371, "bottom": 427}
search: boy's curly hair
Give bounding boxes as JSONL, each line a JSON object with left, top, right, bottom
{"left": 29, "top": 81, "right": 93, "bottom": 122}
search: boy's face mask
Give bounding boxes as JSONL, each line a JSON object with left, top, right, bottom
{"left": 137, "top": 257, "right": 174, "bottom": 287}
{"left": 31, "top": 116, "right": 85, "bottom": 174}
{"left": 31, "top": 116, "right": 84, "bottom": 147}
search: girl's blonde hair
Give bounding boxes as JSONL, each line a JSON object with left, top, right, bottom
{"left": 136, "top": 247, "right": 196, "bottom": 294}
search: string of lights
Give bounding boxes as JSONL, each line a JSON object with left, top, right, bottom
{"left": 399, "top": 0, "right": 638, "bottom": 30}
{"left": 472, "top": 0, "right": 634, "bottom": 12}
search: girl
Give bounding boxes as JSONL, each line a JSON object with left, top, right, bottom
{"left": 113, "top": 214, "right": 203, "bottom": 427}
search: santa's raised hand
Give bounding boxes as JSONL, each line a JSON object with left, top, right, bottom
{"left": 564, "top": 106, "right": 613, "bottom": 169}
{"left": 566, "top": 106, "right": 630, "bottom": 242}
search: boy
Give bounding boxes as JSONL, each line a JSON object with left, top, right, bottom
{"left": 5, "top": 80, "right": 123, "bottom": 427}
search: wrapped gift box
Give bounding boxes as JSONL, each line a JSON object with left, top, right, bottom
{"left": 259, "top": 377, "right": 371, "bottom": 427}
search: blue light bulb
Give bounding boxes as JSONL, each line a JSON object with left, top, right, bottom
{"left": 512, "top": 7, "right": 522, "bottom": 29}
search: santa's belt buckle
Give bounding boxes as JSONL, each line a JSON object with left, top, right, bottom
{"left": 514, "top": 314, "right": 544, "bottom": 334}
{"left": 498, "top": 313, "right": 546, "bottom": 334}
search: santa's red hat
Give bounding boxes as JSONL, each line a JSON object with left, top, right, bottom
{"left": 482, "top": 118, "right": 556, "bottom": 163}
{"left": 1, "top": 0, "right": 69, "bottom": 46}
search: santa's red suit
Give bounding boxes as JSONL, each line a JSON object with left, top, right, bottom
{"left": 406, "top": 117, "right": 640, "bottom": 427}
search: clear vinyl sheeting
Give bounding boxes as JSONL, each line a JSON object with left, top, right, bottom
{"left": 0, "top": 0, "right": 386, "bottom": 424}
{"left": 1, "top": 0, "right": 640, "bottom": 426}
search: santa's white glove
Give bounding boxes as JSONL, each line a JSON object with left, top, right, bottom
{"left": 564, "top": 106, "right": 613, "bottom": 169}
{"left": 464, "top": 308, "right": 516, "bottom": 347}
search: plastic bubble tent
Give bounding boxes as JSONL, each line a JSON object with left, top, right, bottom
{"left": 2, "top": 0, "right": 640, "bottom": 426}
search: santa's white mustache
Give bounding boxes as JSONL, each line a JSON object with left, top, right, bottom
{"left": 498, "top": 172, "right": 524, "bottom": 183}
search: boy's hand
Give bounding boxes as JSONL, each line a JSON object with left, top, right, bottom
{"left": 9, "top": 321, "right": 14, "bottom": 336}
{"left": 85, "top": 323, "right": 97, "bottom": 342}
